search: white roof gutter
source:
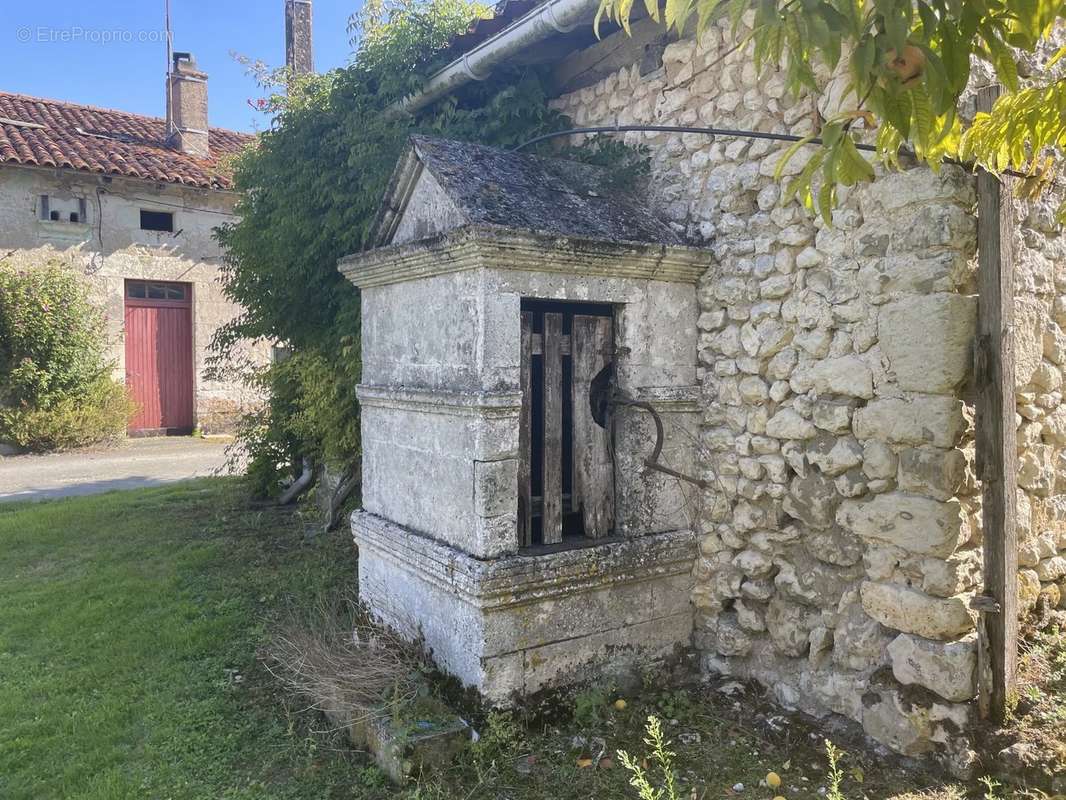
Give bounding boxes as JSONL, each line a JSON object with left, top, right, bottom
{"left": 390, "top": 0, "right": 601, "bottom": 115}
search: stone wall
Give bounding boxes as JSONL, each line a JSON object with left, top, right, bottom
{"left": 549, "top": 15, "right": 1066, "bottom": 761}
{"left": 0, "top": 164, "right": 269, "bottom": 432}
{"left": 1013, "top": 188, "right": 1066, "bottom": 618}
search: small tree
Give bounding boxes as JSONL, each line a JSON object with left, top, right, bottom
{"left": 211, "top": 0, "right": 571, "bottom": 495}
{"left": 0, "top": 259, "right": 134, "bottom": 451}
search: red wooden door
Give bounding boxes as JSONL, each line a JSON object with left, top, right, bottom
{"left": 124, "top": 280, "right": 194, "bottom": 434}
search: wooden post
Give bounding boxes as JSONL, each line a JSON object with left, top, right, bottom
{"left": 542, "top": 312, "right": 564, "bottom": 544}
{"left": 518, "top": 312, "right": 533, "bottom": 548}
{"left": 974, "top": 84, "right": 1019, "bottom": 723}
{"left": 572, "top": 315, "right": 615, "bottom": 538}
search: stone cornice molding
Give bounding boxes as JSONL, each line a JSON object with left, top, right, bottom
{"left": 356, "top": 383, "right": 700, "bottom": 416}
{"left": 338, "top": 224, "right": 713, "bottom": 289}
{"left": 356, "top": 384, "right": 521, "bottom": 417}
{"left": 352, "top": 511, "right": 696, "bottom": 610}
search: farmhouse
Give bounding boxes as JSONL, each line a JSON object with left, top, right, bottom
{"left": 0, "top": 70, "right": 255, "bottom": 433}
{"left": 341, "top": 1, "right": 1066, "bottom": 765}
{"left": 0, "top": 0, "right": 315, "bottom": 435}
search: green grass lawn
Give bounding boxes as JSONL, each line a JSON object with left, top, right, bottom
{"left": 0, "top": 479, "right": 366, "bottom": 800}
{"left": 1, "top": 479, "right": 1059, "bottom": 800}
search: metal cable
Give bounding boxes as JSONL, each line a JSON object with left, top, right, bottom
{"left": 513, "top": 123, "right": 1037, "bottom": 180}
{"left": 513, "top": 123, "right": 878, "bottom": 152}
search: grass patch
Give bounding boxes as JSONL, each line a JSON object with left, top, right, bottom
{"left": 1, "top": 479, "right": 1062, "bottom": 799}
{"left": 0, "top": 479, "right": 364, "bottom": 799}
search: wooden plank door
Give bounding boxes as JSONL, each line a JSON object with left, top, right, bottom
{"left": 124, "top": 280, "right": 194, "bottom": 434}
{"left": 542, "top": 312, "right": 565, "bottom": 544}
{"left": 517, "top": 304, "right": 614, "bottom": 548}
{"left": 518, "top": 312, "right": 534, "bottom": 547}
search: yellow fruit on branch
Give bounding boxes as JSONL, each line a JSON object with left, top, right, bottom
{"left": 885, "top": 44, "right": 926, "bottom": 88}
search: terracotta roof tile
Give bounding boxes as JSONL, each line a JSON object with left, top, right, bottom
{"left": 0, "top": 91, "right": 253, "bottom": 190}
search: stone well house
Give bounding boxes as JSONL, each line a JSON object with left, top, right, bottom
{"left": 342, "top": 3, "right": 1066, "bottom": 763}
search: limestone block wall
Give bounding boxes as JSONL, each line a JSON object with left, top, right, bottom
{"left": 1014, "top": 189, "right": 1066, "bottom": 615}
{"left": 0, "top": 165, "right": 269, "bottom": 432}
{"left": 548, "top": 15, "right": 1066, "bottom": 759}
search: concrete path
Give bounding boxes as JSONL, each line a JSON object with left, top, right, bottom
{"left": 0, "top": 437, "right": 236, "bottom": 503}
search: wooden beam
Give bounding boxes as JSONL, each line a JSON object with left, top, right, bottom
{"left": 550, "top": 15, "right": 669, "bottom": 95}
{"left": 518, "top": 312, "right": 533, "bottom": 548}
{"left": 974, "top": 84, "right": 1019, "bottom": 723}
{"left": 530, "top": 334, "right": 571, "bottom": 356}
{"left": 571, "top": 315, "right": 615, "bottom": 538}
{"left": 542, "top": 313, "right": 564, "bottom": 545}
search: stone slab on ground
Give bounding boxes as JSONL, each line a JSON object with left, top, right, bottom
{"left": 322, "top": 689, "right": 471, "bottom": 784}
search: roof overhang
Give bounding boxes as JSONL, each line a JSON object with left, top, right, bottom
{"left": 338, "top": 223, "right": 713, "bottom": 289}
{"left": 390, "top": 0, "right": 603, "bottom": 115}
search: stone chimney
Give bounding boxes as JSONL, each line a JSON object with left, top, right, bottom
{"left": 285, "top": 0, "right": 314, "bottom": 75}
{"left": 167, "top": 52, "right": 210, "bottom": 158}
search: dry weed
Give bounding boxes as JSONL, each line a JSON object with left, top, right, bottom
{"left": 264, "top": 593, "right": 424, "bottom": 727}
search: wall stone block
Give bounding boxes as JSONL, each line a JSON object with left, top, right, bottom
{"left": 860, "top": 581, "right": 976, "bottom": 640}
{"left": 794, "top": 355, "right": 874, "bottom": 399}
{"left": 852, "top": 396, "right": 967, "bottom": 448}
{"left": 898, "top": 447, "right": 968, "bottom": 501}
{"left": 878, "top": 294, "right": 977, "bottom": 393}
{"left": 887, "top": 632, "right": 978, "bottom": 702}
{"left": 838, "top": 492, "right": 967, "bottom": 558}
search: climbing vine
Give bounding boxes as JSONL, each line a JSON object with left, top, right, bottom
{"left": 211, "top": 0, "right": 581, "bottom": 495}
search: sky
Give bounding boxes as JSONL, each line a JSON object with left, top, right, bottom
{"left": 1, "top": 0, "right": 364, "bottom": 132}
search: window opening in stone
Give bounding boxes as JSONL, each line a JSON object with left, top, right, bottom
{"left": 518, "top": 298, "right": 616, "bottom": 551}
{"left": 126, "top": 281, "right": 188, "bottom": 302}
{"left": 140, "top": 209, "right": 174, "bottom": 232}
{"left": 39, "top": 195, "right": 87, "bottom": 224}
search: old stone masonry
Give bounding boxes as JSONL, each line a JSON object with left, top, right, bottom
{"left": 548, "top": 18, "right": 1066, "bottom": 759}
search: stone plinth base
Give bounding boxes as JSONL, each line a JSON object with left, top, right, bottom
{"left": 352, "top": 510, "right": 696, "bottom": 703}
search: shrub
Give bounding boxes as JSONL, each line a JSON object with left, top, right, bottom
{"left": 0, "top": 374, "right": 134, "bottom": 451}
{"left": 234, "top": 350, "right": 361, "bottom": 497}
{"left": 0, "top": 259, "right": 134, "bottom": 450}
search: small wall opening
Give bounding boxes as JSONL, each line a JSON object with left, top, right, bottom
{"left": 518, "top": 298, "right": 615, "bottom": 550}
{"left": 140, "top": 209, "right": 175, "bottom": 232}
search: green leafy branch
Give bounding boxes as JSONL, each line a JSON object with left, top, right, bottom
{"left": 596, "top": 0, "right": 1066, "bottom": 222}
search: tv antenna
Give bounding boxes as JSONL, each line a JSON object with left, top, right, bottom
{"left": 164, "top": 0, "right": 174, "bottom": 137}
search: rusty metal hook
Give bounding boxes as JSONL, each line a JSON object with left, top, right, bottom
{"left": 609, "top": 393, "right": 711, "bottom": 490}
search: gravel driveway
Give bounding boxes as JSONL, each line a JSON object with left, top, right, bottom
{"left": 0, "top": 437, "right": 236, "bottom": 502}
